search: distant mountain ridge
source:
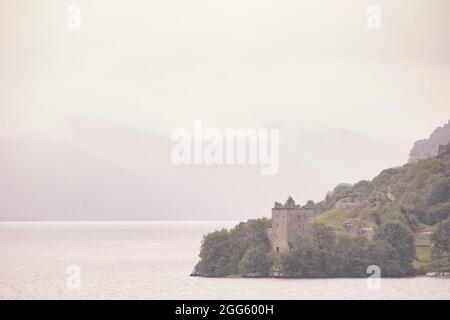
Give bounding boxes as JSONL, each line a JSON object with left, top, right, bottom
{"left": 409, "top": 120, "right": 450, "bottom": 163}
{"left": 0, "top": 121, "right": 406, "bottom": 221}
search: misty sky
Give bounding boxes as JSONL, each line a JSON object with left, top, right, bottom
{"left": 0, "top": 0, "right": 449, "bottom": 220}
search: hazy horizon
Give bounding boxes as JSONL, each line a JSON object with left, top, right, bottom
{"left": 1, "top": 0, "right": 449, "bottom": 220}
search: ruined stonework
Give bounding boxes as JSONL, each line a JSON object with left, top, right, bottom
{"left": 342, "top": 218, "right": 374, "bottom": 240}
{"left": 334, "top": 192, "right": 364, "bottom": 210}
{"left": 334, "top": 191, "right": 392, "bottom": 210}
{"left": 268, "top": 196, "right": 314, "bottom": 254}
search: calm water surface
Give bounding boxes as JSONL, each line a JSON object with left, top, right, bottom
{"left": 0, "top": 221, "right": 448, "bottom": 299}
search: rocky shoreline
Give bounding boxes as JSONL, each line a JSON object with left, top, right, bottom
{"left": 191, "top": 262, "right": 450, "bottom": 278}
{"left": 425, "top": 272, "right": 450, "bottom": 278}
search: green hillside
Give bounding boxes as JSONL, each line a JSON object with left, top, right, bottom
{"left": 316, "top": 142, "right": 450, "bottom": 226}
{"left": 314, "top": 142, "right": 450, "bottom": 272}
{"left": 192, "top": 143, "right": 450, "bottom": 277}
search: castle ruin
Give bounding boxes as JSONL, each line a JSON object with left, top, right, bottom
{"left": 268, "top": 196, "right": 314, "bottom": 254}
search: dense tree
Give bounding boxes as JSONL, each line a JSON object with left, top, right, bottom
{"left": 319, "top": 183, "right": 354, "bottom": 211}
{"left": 331, "top": 236, "right": 371, "bottom": 277}
{"left": 312, "top": 223, "right": 336, "bottom": 251}
{"left": 427, "top": 201, "right": 450, "bottom": 224}
{"left": 431, "top": 218, "right": 450, "bottom": 255}
{"left": 228, "top": 218, "right": 271, "bottom": 272}
{"left": 195, "top": 219, "right": 271, "bottom": 277}
{"left": 195, "top": 219, "right": 418, "bottom": 278}
{"left": 238, "top": 245, "right": 273, "bottom": 277}
{"left": 196, "top": 229, "right": 233, "bottom": 276}
{"left": 375, "top": 222, "right": 416, "bottom": 264}
{"left": 282, "top": 241, "right": 321, "bottom": 277}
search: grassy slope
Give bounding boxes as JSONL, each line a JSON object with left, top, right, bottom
{"left": 315, "top": 207, "right": 376, "bottom": 235}
{"left": 413, "top": 227, "right": 432, "bottom": 271}
{"left": 315, "top": 204, "right": 433, "bottom": 272}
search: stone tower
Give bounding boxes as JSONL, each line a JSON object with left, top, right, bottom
{"left": 268, "top": 196, "right": 314, "bottom": 254}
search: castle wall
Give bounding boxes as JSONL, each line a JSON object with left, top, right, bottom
{"left": 269, "top": 208, "right": 314, "bottom": 254}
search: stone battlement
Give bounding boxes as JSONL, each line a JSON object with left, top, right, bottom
{"left": 268, "top": 196, "right": 314, "bottom": 254}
